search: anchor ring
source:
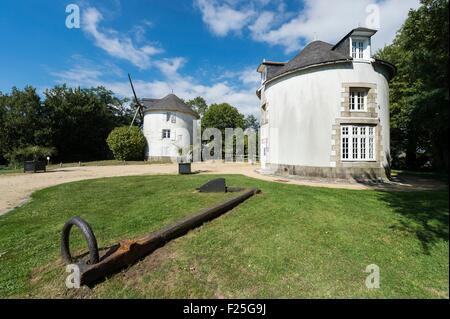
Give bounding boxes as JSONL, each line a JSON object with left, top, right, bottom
{"left": 61, "top": 216, "right": 99, "bottom": 265}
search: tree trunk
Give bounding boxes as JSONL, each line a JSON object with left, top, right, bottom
{"left": 405, "top": 130, "right": 418, "bottom": 170}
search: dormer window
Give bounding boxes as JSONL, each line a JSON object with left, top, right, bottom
{"left": 261, "top": 69, "right": 267, "bottom": 83}
{"left": 350, "top": 37, "right": 370, "bottom": 60}
{"left": 352, "top": 40, "right": 364, "bottom": 59}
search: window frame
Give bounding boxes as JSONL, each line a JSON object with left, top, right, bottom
{"left": 349, "top": 88, "right": 368, "bottom": 112}
{"left": 162, "top": 129, "right": 171, "bottom": 139}
{"left": 341, "top": 125, "right": 376, "bottom": 162}
{"left": 351, "top": 37, "right": 368, "bottom": 60}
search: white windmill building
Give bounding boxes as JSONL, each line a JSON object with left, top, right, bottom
{"left": 256, "top": 28, "right": 396, "bottom": 180}
{"left": 140, "top": 94, "right": 199, "bottom": 161}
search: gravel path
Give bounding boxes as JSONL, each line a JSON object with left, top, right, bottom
{"left": 0, "top": 162, "right": 445, "bottom": 216}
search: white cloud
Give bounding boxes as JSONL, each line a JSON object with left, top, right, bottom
{"left": 248, "top": 11, "right": 275, "bottom": 39}
{"left": 50, "top": 55, "right": 121, "bottom": 87}
{"left": 249, "top": 0, "right": 420, "bottom": 53}
{"left": 195, "top": 0, "right": 255, "bottom": 36}
{"left": 220, "top": 67, "right": 261, "bottom": 87}
{"left": 51, "top": 66, "right": 102, "bottom": 86}
{"left": 51, "top": 59, "right": 260, "bottom": 116}
{"left": 373, "top": 0, "right": 420, "bottom": 49}
{"left": 155, "top": 57, "right": 187, "bottom": 77}
{"left": 82, "top": 7, "right": 163, "bottom": 69}
{"left": 194, "top": 0, "right": 420, "bottom": 54}
{"left": 114, "top": 76, "right": 259, "bottom": 115}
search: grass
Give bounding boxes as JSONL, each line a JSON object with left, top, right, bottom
{"left": 0, "top": 166, "right": 21, "bottom": 175}
{"left": 391, "top": 169, "right": 449, "bottom": 183}
{"left": 0, "top": 174, "right": 448, "bottom": 298}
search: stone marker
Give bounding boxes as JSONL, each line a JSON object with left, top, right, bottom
{"left": 197, "top": 178, "right": 227, "bottom": 193}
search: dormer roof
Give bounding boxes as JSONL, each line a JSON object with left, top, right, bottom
{"left": 332, "top": 27, "right": 377, "bottom": 57}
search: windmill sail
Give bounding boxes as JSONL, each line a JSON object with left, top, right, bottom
{"left": 128, "top": 74, "right": 144, "bottom": 129}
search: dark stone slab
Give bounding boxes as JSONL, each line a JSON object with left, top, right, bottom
{"left": 197, "top": 178, "right": 226, "bottom": 193}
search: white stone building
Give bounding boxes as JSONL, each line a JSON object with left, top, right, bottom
{"left": 256, "top": 28, "right": 396, "bottom": 180}
{"left": 141, "top": 94, "right": 199, "bottom": 161}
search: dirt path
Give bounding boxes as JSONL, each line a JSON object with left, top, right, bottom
{"left": 0, "top": 162, "right": 446, "bottom": 216}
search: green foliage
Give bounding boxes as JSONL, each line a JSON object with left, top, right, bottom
{"left": 0, "top": 86, "right": 51, "bottom": 164}
{"left": 106, "top": 126, "right": 146, "bottom": 161}
{"left": 244, "top": 114, "right": 259, "bottom": 131}
{"left": 0, "top": 85, "right": 132, "bottom": 164}
{"left": 186, "top": 96, "right": 208, "bottom": 117}
{"left": 201, "top": 103, "right": 244, "bottom": 132}
{"left": 43, "top": 85, "right": 133, "bottom": 162}
{"left": 5, "top": 145, "right": 56, "bottom": 165}
{"left": 376, "top": 0, "right": 449, "bottom": 171}
{"left": 0, "top": 85, "right": 133, "bottom": 164}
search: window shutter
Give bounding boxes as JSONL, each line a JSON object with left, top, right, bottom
{"left": 171, "top": 128, "right": 176, "bottom": 140}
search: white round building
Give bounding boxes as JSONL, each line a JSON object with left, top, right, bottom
{"left": 141, "top": 94, "right": 199, "bottom": 161}
{"left": 257, "top": 28, "right": 396, "bottom": 180}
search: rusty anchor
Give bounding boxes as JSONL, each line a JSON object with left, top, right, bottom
{"left": 61, "top": 185, "right": 260, "bottom": 286}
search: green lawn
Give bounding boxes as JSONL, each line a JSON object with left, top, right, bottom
{"left": 0, "top": 166, "right": 21, "bottom": 175}
{"left": 0, "top": 174, "right": 448, "bottom": 298}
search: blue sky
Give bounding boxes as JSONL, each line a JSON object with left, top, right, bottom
{"left": 0, "top": 0, "right": 419, "bottom": 115}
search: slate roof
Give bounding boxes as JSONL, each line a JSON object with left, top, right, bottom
{"left": 269, "top": 40, "right": 351, "bottom": 80}
{"left": 260, "top": 27, "right": 395, "bottom": 82}
{"left": 141, "top": 94, "right": 199, "bottom": 118}
{"left": 266, "top": 63, "right": 286, "bottom": 79}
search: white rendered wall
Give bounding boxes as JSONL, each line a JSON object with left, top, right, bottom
{"left": 143, "top": 111, "right": 195, "bottom": 158}
{"left": 262, "top": 61, "right": 390, "bottom": 168}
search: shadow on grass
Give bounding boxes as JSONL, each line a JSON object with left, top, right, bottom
{"left": 377, "top": 189, "right": 449, "bottom": 254}
{"left": 393, "top": 170, "right": 449, "bottom": 184}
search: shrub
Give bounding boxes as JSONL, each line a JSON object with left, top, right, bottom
{"left": 5, "top": 145, "right": 56, "bottom": 166}
{"left": 106, "top": 126, "right": 146, "bottom": 161}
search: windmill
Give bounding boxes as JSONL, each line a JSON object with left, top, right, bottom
{"left": 128, "top": 73, "right": 144, "bottom": 130}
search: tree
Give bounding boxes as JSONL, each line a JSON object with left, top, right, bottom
{"left": 201, "top": 103, "right": 244, "bottom": 133}
{"left": 106, "top": 126, "right": 146, "bottom": 161}
{"left": 5, "top": 145, "right": 56, "bottom": 166}
{"left": 43, "top": 85, "right": 132, "bottom": 162}
{"left": 244, "top": 114, "right": 259, "bottom": 131}
{"left": 376, "top": 0, "right": 449, "bottom": 171}
{"left": 0, "top": 86, "right": 51, "bottom": 164}
{"left": 187, "top": 96, "right": 208, "bottom": 117}
{"left": 201, "top": 103, "right": 245, "bottom": 159}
